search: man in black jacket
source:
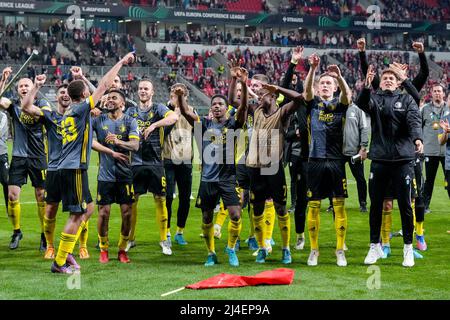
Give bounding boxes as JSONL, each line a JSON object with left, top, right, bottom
{"left": 357, "top": 39, "right": 428, "bottom": 259}
{"left": 357, "top": 65, "right": 423, "bottom": 268}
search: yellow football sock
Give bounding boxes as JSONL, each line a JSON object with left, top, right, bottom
{"left": 307, "top": 200, "right": 321, "bottom": 250}
{"left": 155, "top": 196, "right": 168, "bottom": 242}
{"left": 381, "top": 209, "right": 392, "bottom": 246}
{"left": 98, "top": 235, "right": 109, "bottom": 252}
{"left": 79, "top": 221, "right": 89, "bottom": 248}
{"left": 118, "top": 233, "right": 129, "bottom": 251}
{"left": 43, "top": 216, "right": 56, "bottom": 248}
{"left": 263, "top": 200, "right": 276, "bottom": 242}
{"left": 8, "top": 200, "right": 21, "bottom": 231}
{"left": 416, "top": 221, "right": 424, "bottom": 236}
{"left": 227, "top": 218, "right": 242, "bottom": 249}
{"left": 202, "top": 222, "right": 215, "bottom": 254}
{"left": 215, "top": 201, "right": 228, "bottom": 227}
{"left": 333, "top": 198, "right": 347, "bottom": 251}
{"left": 129, "top": 201, "right": 138, "bottom": 241}
{"left": 37, "top": 202, "right": 45, "bottom": 233}
{"left": 55, "top": 232, "right": 77, "bottom": 267}
{"left": 75, "top": 221, "right": 86, "bottom": 241}
{"left": 278, "top": 213, "right": 290, "bottom": 249}
{"left": 176, "top": 227, "right": 184, "bottom": 234}
{"left": 253, "top": 213, "right": 265, "bottom": 248}
{"left": 248, "top": 203, "right": 255, "bottom": 237}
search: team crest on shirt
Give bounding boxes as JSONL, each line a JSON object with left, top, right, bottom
{"left": 394, "top": 102, "right": 402, "bottom": 109}
{"left": 82, "top": 201, "right": 87, "bottom": 210}
{"left": 148, "top": 112, "right": 154, "bottom": 119}
{"left": 119, "top": 124, "right": 126, "bottom": 133}
{"left": 327, "top": 104, "right": 336, "bottom": 111}
{"left": 102, "top": 125, "right": 109, "bottom": 131}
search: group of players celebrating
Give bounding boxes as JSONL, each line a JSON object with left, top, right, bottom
{"left": 0, "top": 37, "right": 449, "bottom": 274}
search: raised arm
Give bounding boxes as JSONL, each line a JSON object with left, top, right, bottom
{"left": 282, "top": 46, "right": 303, "bottom": 90}
{"left": 234, "top": 68, "right": 248, "bottom": 128}
{"left": 71, "top": 66, "right": 97, "bottom": 94}
{"left": 0, "top": 67, "right": 12, "bottom": 94}
{"left": 411, "top": 42, "right": 429, "bottom": 92}
{"left": 303, "top": 53, "right": 320, "bottom": 101}
{"left": 327, "top": 65, "right": 352, "bottom": 105}
{"left": 262, "top": 83, "right": 305, "bottom": 123}
{"left": 228, "top": 59, "right": 241, "bottom": 108}
{"left": 175, "top": 85, "right": 199, "bottom": 127}
{"left": 0, "top": 67, "right": 13, "bottom": 110}
{"left": 88, "top": 52, "right": 135, "bottom": 106}
{"left": 390, "top": 63, "right": 421, "bottom": 106}
{"left": 357, "top": 38, "right": 380, "bottom": 90}
{"left": 355, "top": 65, "right": 376, "bottom": 114}
{"left": 21, "top": 74, "right": 47, "bottom": 118}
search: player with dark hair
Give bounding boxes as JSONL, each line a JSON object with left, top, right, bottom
{"left": 98, "top": 75, "right": 137, "bottom": 112}
{"left": 246, "top": 75, "right": 305, "bottom": 265}
{"left": 179, "top": 70, "right": 249, "bottom": 267}
{"left": 20, "top": 81, "right": 80, "bottom": 260}
{"left": 125, "top": 79, "right": 179, "bottom": 255}
{"left": 50, "top": 52, "right": 135, "bottom": 273}
{"left": 92, "top": 89, "right": 139, "bottom": 264}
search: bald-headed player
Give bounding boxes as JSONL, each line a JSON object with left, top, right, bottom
{"left": 0, "top": 71, "right": 51, "bottom": 250}
{"left": 125, "top": 79, "right": 179, "bottom": 255}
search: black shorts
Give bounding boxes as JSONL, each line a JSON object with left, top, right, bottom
{"left": 45, "top": 170, "right": 61, "bottom": 203}
{"left": 307, "top": 159, "right": 348, "bottom": 200}
{"left": 96, "top": 181, "right": 135, "bottom": 205}
{"left": 248, "top": 162, "right": 287, "bottom": 205}
{"left": 195, "top": 180, "right": 240, "bottom": 211}
{"left": 0, "top": 153, "right": 8, "bottom": 185}
{"left": 59, "top": 169, "right": 92, "bottom": 214}
{"left": 385, "top": 160, "right": 418, "bottom": 199}
{"left": 236, "top": 164, "right": 250, "bottom": 190}
{"left": 9, "top": 156, "right": 46, "bottom": 188}
{"left": 132, "top": 165, "right": 166, "bottom": 196}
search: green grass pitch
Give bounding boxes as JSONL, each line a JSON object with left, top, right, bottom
{"left": 0, "top": 144, "right": 449, "bottom": 300}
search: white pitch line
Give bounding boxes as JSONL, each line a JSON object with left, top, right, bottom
{"left": 161, "top": 287, "right": 185, "bottom": 297}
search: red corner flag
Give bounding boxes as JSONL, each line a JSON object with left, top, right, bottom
{"left": 186, "top": 268, "right": 295, "bottom": 290}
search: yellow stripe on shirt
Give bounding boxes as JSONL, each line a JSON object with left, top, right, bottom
{"left": 81, "top": 122, "right": 89, "bottom": 164}
{"left": 89, "top": 96, "right": 95, "bottom": 110}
